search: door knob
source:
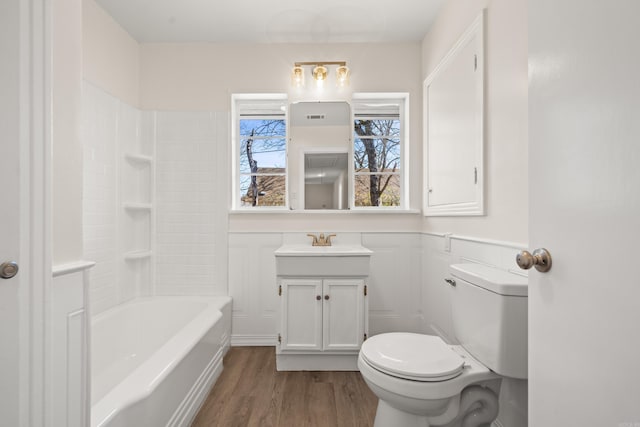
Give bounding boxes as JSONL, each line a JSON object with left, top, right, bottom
{"left": 1, "top": 261, "right": 19, "bottom": 279}
{"left": 516, "top": 248, "right": 552, "bottom": 272}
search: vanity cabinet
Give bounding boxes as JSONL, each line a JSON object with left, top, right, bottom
{"left": 280, "top": 278, "right": 365, "bottom": 352}
{"left": 274, "top": 242, "right": 371, "bottom": 371}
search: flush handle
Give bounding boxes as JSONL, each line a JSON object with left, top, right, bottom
{"left": 516, "top": 248, "right": 552, "bottom": 272}
{"left": 444, "top": 278, "right": 456, "bottom": 287}
{"left": 1, "top": 261, "right": 19, "bottom": 279}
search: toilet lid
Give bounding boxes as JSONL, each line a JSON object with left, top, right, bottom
{"left": 360, "top": 333, "right": 465, "bottom": 381}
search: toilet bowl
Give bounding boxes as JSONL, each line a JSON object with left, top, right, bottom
{"left": 358, "top": 333, "right": 499, "bottom": 427}
{"left": 358, "top": 263, "right": 528, "bottom": 427}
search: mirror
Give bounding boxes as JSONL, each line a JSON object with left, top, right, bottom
{"left": 288, "top": 101, "right": 351, "bottom": 210}
{"left": 304, "top": 152, "right": 348, "bottom": 210}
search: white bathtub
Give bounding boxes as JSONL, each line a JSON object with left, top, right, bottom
{"left": 91, "top": 296, "right": 231, "bottom": 427}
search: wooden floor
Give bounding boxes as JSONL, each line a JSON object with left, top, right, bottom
{"left": 192, "top": 347, "right": 378, "bottom": 427}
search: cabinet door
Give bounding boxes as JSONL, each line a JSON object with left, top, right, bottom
{"left": 280, "top": 279, "right": 323, "bottom": 351}
{"left": 322, "top": 279, "right": 365, "bottom": 351}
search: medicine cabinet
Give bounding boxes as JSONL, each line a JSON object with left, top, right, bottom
{"left": 424, "top": 11, "right": 485, "bottom": 216}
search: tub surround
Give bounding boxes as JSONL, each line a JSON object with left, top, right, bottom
{"left": 83, "top": 85, "right": 229, "bottom": 316}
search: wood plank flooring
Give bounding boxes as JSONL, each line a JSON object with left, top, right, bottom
{"left": 192, "top": 347, "right": 378, "bottom": 427}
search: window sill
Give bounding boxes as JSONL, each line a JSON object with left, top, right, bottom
{"left": 229, "top": 208, "right": 421, "bottom": 215}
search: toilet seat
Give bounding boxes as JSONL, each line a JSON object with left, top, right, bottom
{"left": 360, "top": 333, "right": 465, "bottom": 382}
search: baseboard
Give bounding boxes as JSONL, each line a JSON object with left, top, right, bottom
{"left": 231, "top": 334, "right": 277, "bottom": 346}
{"left": 276, "top": 353, "right": 359, "bottom": 371}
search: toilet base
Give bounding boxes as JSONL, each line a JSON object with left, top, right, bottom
{"left": 371, "top": 384, "right": 500, "bottom": 427}
{"left": 374, "top": 400, "right": 432, "bottom": 427}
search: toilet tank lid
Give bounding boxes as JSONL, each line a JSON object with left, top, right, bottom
{"left": 450, "top": 263, "right": 528, "bottom": 296}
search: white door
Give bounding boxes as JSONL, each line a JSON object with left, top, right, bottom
{"left": 0, "top": 1, "right": 26, "bottom": 424}
{"left": 1, "top": 0, "right": 49, "bottom": 425}
{"left": 323, "top": 279, "right": 365, "bottom": 351}
{"left": 280, "top": 279, "right": 323, "bottom": 351}
{"left": 529, "top": 1, "right": 640, "bottom": 425}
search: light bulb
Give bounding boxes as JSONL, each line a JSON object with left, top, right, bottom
{"left": 312, "top": 65, "right": 328, "bottom": 82}
{"left": 291, "top": 66, "right": 304, "bottom": 87}
{"left": 336, "top": 65, "right": 350, "bottom": 87}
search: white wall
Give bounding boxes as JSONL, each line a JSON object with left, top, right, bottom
{"left": 421, "top": 0, "right": 528, "bottom": 244}
{"left": 53, "top": 0, "right": 83, "bottom": 264}
{"left": 81, "top": 5, "right": 428, "bottom": 259}
{"left": 139, "top": 42, "right": 426, "bottom": 231}
{"left": 139, "top": 43, "right": 422, "bottom": 111}
{"left": 82, "top": 0, "right": 139, "bottom": 107}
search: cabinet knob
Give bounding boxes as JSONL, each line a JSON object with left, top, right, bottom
{"left": 316, "top": 295, "right": 321, "bottom": 301}
{"left": 324, "top": 295, "right": 330, "bottom": 300}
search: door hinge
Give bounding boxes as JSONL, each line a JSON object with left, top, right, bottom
{"left": 278, "top": 333, "right": 282, "bottom": 344}
{"left": 474, "top": 54, "right": 478, "bottom": 71}
{"left": 474, "top": 167, "right": 478, "bottom": 184}
{"left": 278, "top": 285, "right": 282, "bottom": 296}
{"left": 364, "top": 285, "right": 367, "bottom": 296}
{"left": 364, "top": 333, "right": 368, "bottom": 341}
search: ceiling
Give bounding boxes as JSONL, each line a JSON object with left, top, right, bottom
{"left": 94, "top": 0, "right": 446, "bottom": 44}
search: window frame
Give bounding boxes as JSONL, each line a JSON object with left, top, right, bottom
{"left": 231, "top": 93, "right": 289, "bottom": 211}
{"left": 350, "top": 93, "right": 410, "bottom": 210}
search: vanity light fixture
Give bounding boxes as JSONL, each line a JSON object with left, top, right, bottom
{"left": 291, "top": 61, "right": 350, "bottom": 88}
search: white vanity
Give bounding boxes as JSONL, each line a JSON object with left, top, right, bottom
{"left": 274, "top": 236, "right": 372, "bottom": 371}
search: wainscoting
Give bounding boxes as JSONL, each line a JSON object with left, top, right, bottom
{"left": 228, "top": 231, "right": 525, "bottom": 345}
{"left": 227, "top": 230, "right": 528, "bottom": 427}
{"left": 51, "top": 261, "right": 94, "bottom": 427}
{"left": 228, "top": 232, "right": 426, "bottom": 346}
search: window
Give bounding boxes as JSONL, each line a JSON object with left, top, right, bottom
{"left": 233, "top": 95, "right": 288, "bottom": 209}
{"left": 351, "top": 94, "right": 408, "bottom": 208}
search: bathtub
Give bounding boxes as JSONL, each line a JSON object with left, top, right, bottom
{"left": 91, "top": 296, "right": 232, "bottom": 427}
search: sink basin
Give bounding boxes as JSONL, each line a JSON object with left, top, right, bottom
{"left": 275, "top": 244, "right": 372, "bottom": 276}
{"left": 274, "top": 244, "right": 373, "bottom": 257}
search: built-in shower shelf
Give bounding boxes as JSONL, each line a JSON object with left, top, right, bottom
{"left": 124, "top": 250, "right": 152, "bottom": 261}
{"left": 125, "top": 153, "right": 153, "bottom": 165}
{"left": 123, "top": 202, "right": 152, "bottom": 211}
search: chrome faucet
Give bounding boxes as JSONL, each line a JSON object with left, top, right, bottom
{"left": 307, "top": 233, "right": 336, "bottom": 246}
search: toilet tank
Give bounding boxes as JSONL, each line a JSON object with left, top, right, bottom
{"left": 449, "top": 263, "right": 528, "bottom": 379}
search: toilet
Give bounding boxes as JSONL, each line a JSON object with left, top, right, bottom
{"left": 358, "top": 263, "right": 528, "bottom": 427}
